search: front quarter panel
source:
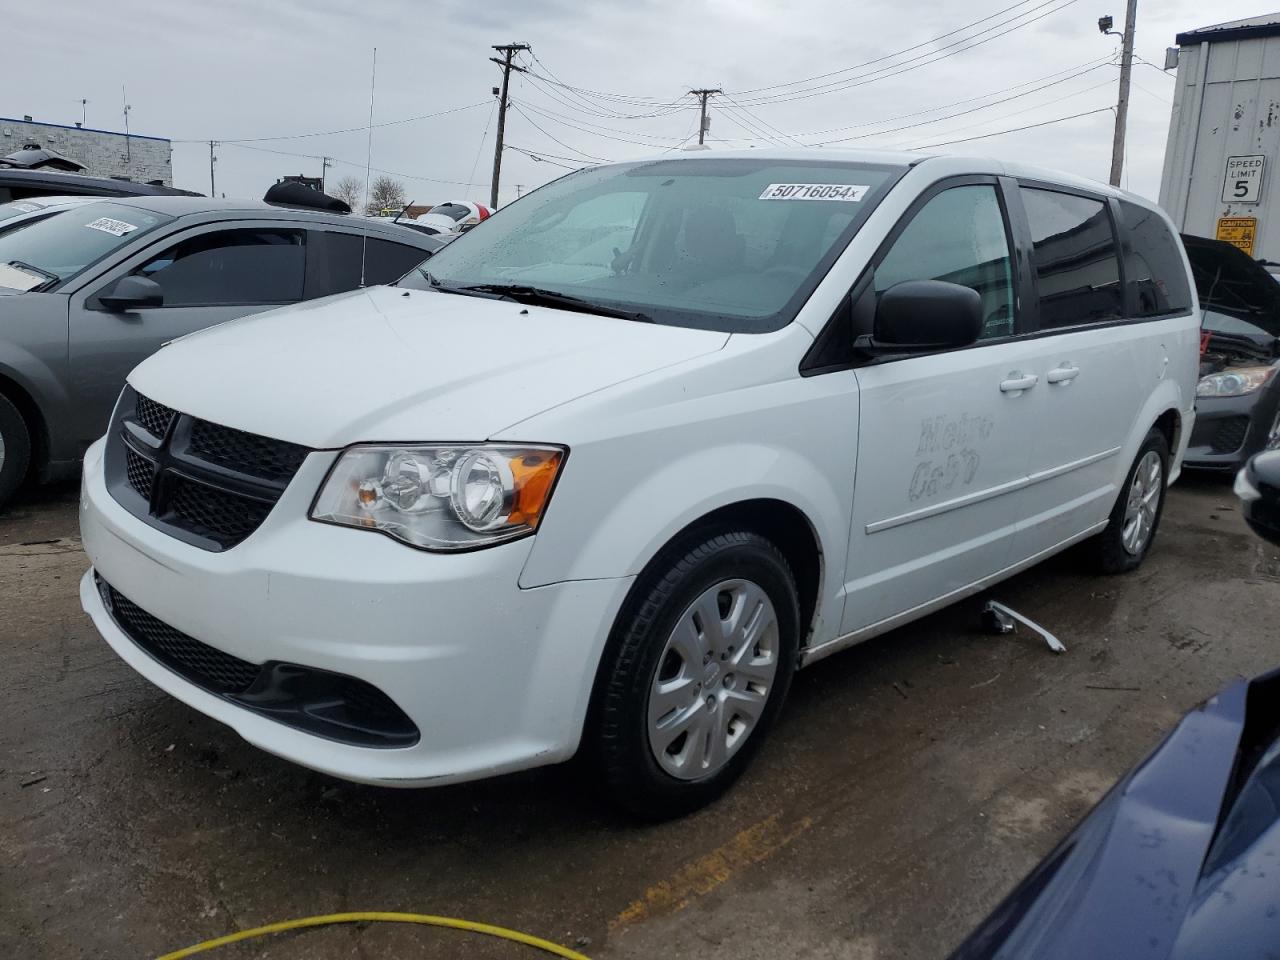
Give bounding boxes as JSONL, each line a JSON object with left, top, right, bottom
{"left": 0, "top": 293, "right": 74, "bottom": 461}
{"left": 513, "top": 330, "right": 857, "bottom": 649}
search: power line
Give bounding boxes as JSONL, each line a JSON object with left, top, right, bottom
{"left": 732, "top": 0, "right": 1081, "bottom": 106}
{"left": 173, "top": 100, "right": 491, "bottom": 145}
{"left": 513, "top": 97, "right": 690, "bottom": 143}
{"left": 735, "top": 0, "right": 1055, "bottom": 96}
{"left": 508, "top": 102, "right": 611, "bottom": 161}
{"left": 219, "top": 141, "right": 488, "bottom": 188}
{"left": 888, "top": 77, "right": 1115, "bottom": 149}
{"left": 817, "top": 61, "right": 1114, "bottom": 145}
{"left": 504, "top": 145, "right": 584, "bottom": 170}
{"left": 718, "top": 93, "right": 806, "bottom": 147}
{"left": 509, "top": 100, "right": 676, "bottom": 150}
{"left": 909, "top": 106, "right": 1112, "bottom": 149}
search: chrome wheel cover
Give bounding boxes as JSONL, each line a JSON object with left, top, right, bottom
{"left": 647, "top": 579, "right": 779, "bottom": 781}
{"left": 1122, "top": 450, "right": 1163, "bottom": 555}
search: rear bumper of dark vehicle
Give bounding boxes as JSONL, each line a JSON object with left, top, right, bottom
{"left": 1184, "top": 385, "right": 1280, "bottom": 471}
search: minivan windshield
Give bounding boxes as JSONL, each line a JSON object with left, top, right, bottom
{"left": 0, "top": 200, "right": 171, "bottom": 292}
{"left": 401, "top": 158, "right": 904, "bottom": 332}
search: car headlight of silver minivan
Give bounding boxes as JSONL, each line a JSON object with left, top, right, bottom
{"left": 310, "top": 444, "right": 566, "bottom": 550}
{"left": 1197, "top": 366, "right": 1276, "bottom": 398}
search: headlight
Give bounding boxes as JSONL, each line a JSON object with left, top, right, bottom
{"left": 1197, "top": 365, "right": 1277, "bottom": 398}
{"left": 310, "top": 444, "right": 566, "bottom": 550}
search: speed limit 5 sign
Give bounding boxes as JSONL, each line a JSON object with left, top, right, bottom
{"left": 1223, "top": 155, "right": 1265, "bottom": 203}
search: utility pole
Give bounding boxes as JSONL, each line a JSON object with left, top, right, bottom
{"left": 1102, "top": 0, "right": 1138, "bottom": 187}
{"left": 209, "top": 141, "right": 217, "bottom": 197}
{"left": 321, "top": 156, "right": 333, "bottom": 192}
{"left": 121, "top": 87, "right": 132, "bottom": 162}
{"left": 690, "top": 88, "right": 722, "bottom": 146}
{"left": 489, "top": 42, "right": 530, "bottom": 209}
{"left": 78, "top": 99, "right": 88, "bottom": 126}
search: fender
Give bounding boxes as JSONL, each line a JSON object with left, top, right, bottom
{"left": 1116, "top": 362, "right": 1192, "bottom": 490}
{"left": 0, "top": 344, "right": 76, "bottom": 465}
{"left": 519, "top": 433, "right": 854, "bottom": 649}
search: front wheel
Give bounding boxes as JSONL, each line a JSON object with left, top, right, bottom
{"left": 1091, "top": 428, "right": 1170, "bottom": 574}
{"left": 0, "top": 393, "right": 31, "bottom": 512}
{"left": 589, "top": 530, "right": 800, "bottom": 819}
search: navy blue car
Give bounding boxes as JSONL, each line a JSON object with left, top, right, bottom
{"left": 950, "top": 450, "right": 1280, "bottom": 959}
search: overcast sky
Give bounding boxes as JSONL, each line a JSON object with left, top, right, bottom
{"left": 7, "top": 0, "right": 1275, "bottom": 207}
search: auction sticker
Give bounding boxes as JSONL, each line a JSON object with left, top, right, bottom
{"left": 759, "top": 183, "right": 869, "bottom": 201}
{"left": 84, "top": 217, "right": 138, "bottom": 237}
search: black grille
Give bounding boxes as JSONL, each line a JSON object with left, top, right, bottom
{"left": 135, "top": 394, "right": 176, "bottom": 439}
{"left": 106, "top": 388, "right": 312, "bottom": 552}
{"left": 101, "top": 579, "right": 260, "bottom": 693}
{"left": 1210, "top": 416, "right": 1251, "bottom": 455}
{"left": 125, "top": 448, "right": 155, "bottom": 501}
{"left": 95, "top": 574, "right": 419, "bottom": 748}
{"left": 167, "top": 476, "right": 274, "bottom": 549}
{"left": 188, "top": 419, "right": 309, "bottom": 484}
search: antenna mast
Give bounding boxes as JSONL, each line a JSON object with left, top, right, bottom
{"left": 360, "top": 48, "right": 377, "bottom": 288}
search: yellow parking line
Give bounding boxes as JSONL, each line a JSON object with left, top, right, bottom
{"left": 611, "top": 814, "right": 813, "bottom": 929}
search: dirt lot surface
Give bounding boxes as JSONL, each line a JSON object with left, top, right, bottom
{"left": 3, "top": 475, "right": 1277, "bottom": 960}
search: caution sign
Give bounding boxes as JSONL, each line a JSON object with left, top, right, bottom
{"left": 1216, "top": 217, "right": 1258, "bottom": 257}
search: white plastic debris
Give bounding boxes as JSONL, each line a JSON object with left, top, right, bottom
{"left": 982, "top": 599, "right": 1066, "bottom": 654}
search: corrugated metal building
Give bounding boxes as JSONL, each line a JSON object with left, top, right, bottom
{"left": 1159, "top": 14, "right": 1280, "bottom": 261}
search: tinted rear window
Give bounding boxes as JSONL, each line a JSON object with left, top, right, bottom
{"left": 1117, "top": 200, "right": 1192, "bottom": 317}
{"left": 322, "top": 233, "right": 433, "bottom": 292}
{"left": 1022, "top": 187, "right": 1123, "bottom": 329}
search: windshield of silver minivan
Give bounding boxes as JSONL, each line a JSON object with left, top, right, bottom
{"left": 0, "top": 201, "right": 171, "bottom": 292}
{"left": 401, "top": 158, "right": 903, "bottom": 332}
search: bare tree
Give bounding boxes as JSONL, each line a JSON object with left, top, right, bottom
{"left": 331, "top": 175, "right": 363, "bottom": 211}
{"left": 364, "top": 175, "right": 407, "bottom": 216}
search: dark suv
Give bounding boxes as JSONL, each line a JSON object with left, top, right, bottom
{"left": 1182, "top": 234, "right": 1280, "bottom": 470}
{"left": 0, "top": 195, "right": 442, "bottom": 507}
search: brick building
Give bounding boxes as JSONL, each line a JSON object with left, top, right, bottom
{"left": 0, "top": 116, "right": 172, "bottom": 185}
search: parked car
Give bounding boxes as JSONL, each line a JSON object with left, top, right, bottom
{"left": 0, "top": 194, "right": 443, "bottom": 507}
{"left": 0, "top": 195, "right": 98, "bottom": 235}
{"left": 1182, "top": 234, "right": 1280, "bottom": 470}
{"left": 948, "top": 450, "right": 1280, "bottom": 960}
{"left": 79, "top": 151, "right": 1199, "bottom": 817}
{"left": 0, "top": 167, "right": 201, "bottom": 203}
{"left": 413, "top": 200, "right": 492, "bottom": 234}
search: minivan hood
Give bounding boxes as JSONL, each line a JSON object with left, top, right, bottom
{"left": 128, "top": 286, "right": 728, "bottom": 448}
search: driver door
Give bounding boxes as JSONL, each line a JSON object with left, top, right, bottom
{"left": 65, "top": 223, "right": 306, "bottom": 448}
{"left": 840, "top": 178, "right": 1043, "bottom": 635}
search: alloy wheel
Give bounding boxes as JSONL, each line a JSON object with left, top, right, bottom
{"left": 1122, "top": 450, "right": 1163, "bottom": 555}
{"left": 647, "top": 579, "right": 779, "bottom": 780}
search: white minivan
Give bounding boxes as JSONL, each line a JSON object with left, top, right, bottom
{"left": 79, "top": 151, "right": 1198, "bottom": 817}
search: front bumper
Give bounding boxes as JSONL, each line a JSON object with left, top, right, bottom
{"left": 1185, "top": 387, "right": 1279, "bottom": 471}
{"left": 79, "top": 438, "right": 634, "bottom": 787}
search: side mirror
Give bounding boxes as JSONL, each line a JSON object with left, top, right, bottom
{"left": 866, "top": 279, "right": 983, "bottom": 352}
{"left": 1237, "top": 449, "right": 1280, "bottom": 545}
{"left": 99, "top": 275, "right": 163, "bottom": 312}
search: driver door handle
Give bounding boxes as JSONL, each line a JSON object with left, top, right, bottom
{"left": 999, "top": 373, "right": 1038, "bottom": 393}
{"left": 1046, "top": 364, "right": 1080, "bottom": 384}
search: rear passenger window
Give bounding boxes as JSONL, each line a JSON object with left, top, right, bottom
{"left": 1021, "top": 188, "right": 1122, "bottom": 329}
{"left": 875, "top": 185, "right": 1015, "bottom": 340}
{"left": 135, "top": 229, "right": 304, "bottom": 306}
{"left": 323, "top": 234, "right": 434, "bottom": 291}
{"left": 1117, "top": 200, "right": 1192, "bottom": 317}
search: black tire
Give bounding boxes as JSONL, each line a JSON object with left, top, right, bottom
{"left": 0, "top": 393, "right": 31, "bottom": 512}
{"left": 1091, "top": 428, "right": 1170, "bottom": 574}
{"left": 588, "top": 529, "right": 800, "bottom": 820}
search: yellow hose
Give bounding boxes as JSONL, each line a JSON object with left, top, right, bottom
{"left": 156, "top": 911, "right": 593, "bottom": 960}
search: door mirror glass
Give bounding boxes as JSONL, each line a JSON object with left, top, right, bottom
{"left": 872, "top": 279, "right": 983, "bottom": 350}
{"left": 99, "top": 274, "right": 163, "bottom": 311}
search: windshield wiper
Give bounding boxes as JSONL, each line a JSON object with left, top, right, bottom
{"left": 450, "top": 283, "right": 652, "bottom": 323}
{"left": 6, "top": 260, "right": 59, "bottom": 290}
